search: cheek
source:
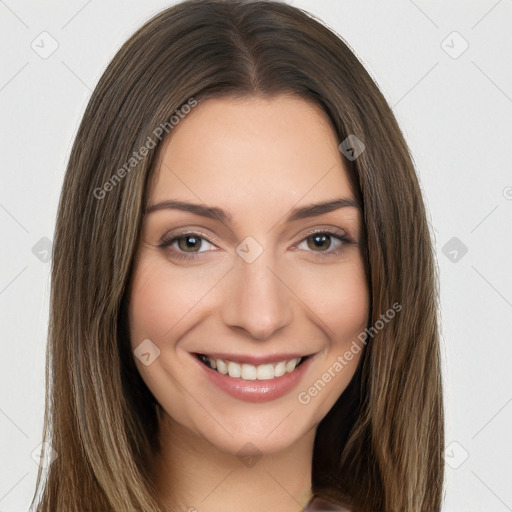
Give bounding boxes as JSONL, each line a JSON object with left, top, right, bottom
{"left": 323, "top": 277, "right": 370, "bottom": 343}
{"left": 128, "top": 258, "right": 210, "bottom": 346}
{"left": 127, "top": 258, "right": 208, "bottom": 413}
{"left": 292, "top": 257, "right": 370, "bottom": 342}
{"left": 291, "top": 258, "right": 369, "bottom": 409}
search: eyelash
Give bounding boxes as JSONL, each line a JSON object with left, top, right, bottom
{"left": 157, "top": 229, "right": 352, "bottom": 261}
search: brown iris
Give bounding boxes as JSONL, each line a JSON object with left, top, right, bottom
{"left": 306, "top": 233, "right": 332, "bottom": 252}
{"left": 177, "top": 235, "right": 202, "bottom": 252}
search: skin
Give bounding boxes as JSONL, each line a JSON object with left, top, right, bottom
{"left": 128, "top": 95, "right": 369, "bottom": 512}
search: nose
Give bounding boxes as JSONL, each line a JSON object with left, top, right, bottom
{"left": 220, "top": 251, "right": 294, "bottom": 341}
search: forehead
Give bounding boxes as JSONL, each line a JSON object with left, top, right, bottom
{"left": 149, "top": 95, "right": 356, "bottom": 211}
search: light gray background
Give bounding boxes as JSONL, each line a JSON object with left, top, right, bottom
{"left": 1, "top": 1, "right": 511, "bottom": 511}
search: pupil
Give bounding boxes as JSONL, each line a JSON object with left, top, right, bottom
{"left": 309, "top": 234, "right": 330, "bottom": 251}
{"left": 179, "top": 235, "right": 200, "bottom": 251}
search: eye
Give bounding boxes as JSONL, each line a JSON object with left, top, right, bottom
{"left": 296, "top": 229, "right": 351, "bottom": 258}
{"left": 158, "top": 232, "right": 217, "bottom": 260}
{"left": 158, "top": 228, "right": 352, "bottom": 261}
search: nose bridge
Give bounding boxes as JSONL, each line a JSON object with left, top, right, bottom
{"left": 221, "top": 244, "right": 294, "bottom": 340}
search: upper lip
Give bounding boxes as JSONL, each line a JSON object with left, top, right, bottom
{"left": 193, "top": 352, "right": 313, "bottom": 365}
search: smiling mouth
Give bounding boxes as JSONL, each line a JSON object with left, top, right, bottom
{"left": 194, "top": 353, "right": 310, "bottom": 381}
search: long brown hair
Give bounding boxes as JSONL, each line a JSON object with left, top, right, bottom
{"left": 31, "top": 1, "right": 444, "bottom": 510}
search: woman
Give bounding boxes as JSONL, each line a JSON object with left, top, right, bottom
{"left": 31, "top": 1, "right": 444, "bottom": 511}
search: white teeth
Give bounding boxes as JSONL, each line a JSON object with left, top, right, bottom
{"left": 274, "top": 361, "right": 287, "bottom": 377}
{"left": 285, "top": 358, "right": 300, "bottom": 373}
{"left": 227, "top": 361, "right": 241, "bottom": 378}
{"left": 256, "top": 363, "right": 274, "bottom": 380}
{"left": 200, "top": 355, "right": 305, "bottom": 381}
{"left": 216, "top": 359, "right": 228, "bottom": 374}
{"left": 241, "top": 364, "right": 257, "bottom": 380}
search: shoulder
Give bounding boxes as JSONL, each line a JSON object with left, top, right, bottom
{"left": 304, "top": 495, "right": 352, "bottom": 511}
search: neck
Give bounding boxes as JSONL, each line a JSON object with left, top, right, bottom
{"left": 151, "top": 411, "right": 316, "bottom": 512}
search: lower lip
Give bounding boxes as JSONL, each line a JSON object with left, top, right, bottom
{"left": 193, "top": 355, "right": 315, "bottom": 403}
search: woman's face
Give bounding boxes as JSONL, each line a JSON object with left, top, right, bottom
{"left": 128, "top": 95, "right": 370, "bottom": 455}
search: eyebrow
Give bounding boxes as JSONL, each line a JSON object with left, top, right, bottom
{"left": 144, "top": 197, "right": 360, "bottom": 224}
